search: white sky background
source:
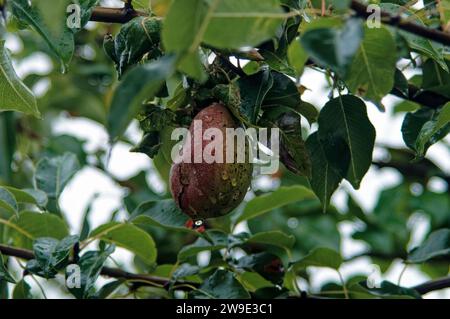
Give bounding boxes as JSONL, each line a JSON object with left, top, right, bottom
{"left": 4, "top": 0, "right": 450, "bottom": 298}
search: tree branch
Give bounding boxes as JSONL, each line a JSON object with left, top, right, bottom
{"left": 350, "top": 0, "right": 450, "bottom": 46}
{"left": 0, "top": 244, "right": 183, "bottom": 289}
{"left": 413, "top": 276, "right": 450, "bottom": 295}
{"left": 307, "top": 57, "right": 449, "bottom": 109}
{"left": 2, "top": 243, "right": 450, "bottom": 296}
{"left": 90, "top": 6, "right": 145, "bottom": 24}
{"left": 89, "top": 1, "right": 450, "bottom": 47}
{"left": 390, "top": 84, "right": 449, "bottom": 109}
{"left": 373, "top": 160, "right": 450, "bottom": 185}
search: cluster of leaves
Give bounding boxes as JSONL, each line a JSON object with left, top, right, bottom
{"left": 0, "top": 0, "right": 449, "bottom": 299}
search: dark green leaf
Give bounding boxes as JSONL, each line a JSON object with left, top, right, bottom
{"left": 422, "top": 60, "right": 450, "bottom": 98}
{"left": 0, "top": 186, "right": 18, "bottom": 217}
{"left": 0, "top": 252, "right": 15, "bottom": 284}
{"left": 407, "top": 229, "right": 450, "bottom": 263}
{"left": 291, "top": 247, "right": 342, "bottom": 271}
{"left": 361, "top": 281, "right": 421, "bottom": 299}
{"left": 235, "top": 252, "right": 284, "bottom": 284}
{"left": 131, "top": 199, "right": 196, "bottom": 234}
{"left": 12, "top": 279, "right": 32, "bottom": 299}
{"left": 247, "top": 231, "right": 295, "bottom": 251}
{"left": 94, "top": 279, "right": 125, "bottom": 299}
{"left": 26, "top": 235, "right": 79, "bottom": 278}
{"left": 317, "top": 95, "right": 376, "bottom": 189}
{"left": 276, "top": 112, "right": 312, "bottom": 177}
{"left": 178, "top": 230, "right": 228, "bottom": 261}
{"left": 301, "top": 18, "right": 363, "bottom": 76}
{"left": 109, "top": 17, "right": 162, "bottom": 78}
{"left": 402, "top": 106, "right": 450, "bottom": 157}
{"left": 68, "top": 245, "right": 115, "bottom": 299}
{"left": 0, "top": 42, "right": 39, "bottom": 117}
{"left": 306, "top": 132, "right": 343, "bottom": 211}
{"left": 89, "top": 222, "right": 157, "bottom": 265}
{"left": 262, "top": 71, "right": 301, "bottom": 111}
{"left": 192, "top": 269, "right": 250, "bottom": 299}
{"left": 130, "top": 132, "right": 161, "bottom": 159}
{"left": 107, "top": 55, "right": 176, "bottom": 141}
{"left": 238, "top": 69, "right": 274, "bottom": 123}
{"left": 34, "top": 153, "right": 80, "bottom": 200}
{"left": 345, "top": 26, "right": 397, "bottom": 108}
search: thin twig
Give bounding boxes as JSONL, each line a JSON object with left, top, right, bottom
{"left": 350, "top": 0, "right": 450, "bottom": 46}
{"left": 0, "top": 244, "right": 196, "bottom": 289}
{"left": 413, "top": 276, "right": 450, "bottom": 295}
{"left": 90, "top": 6, "right": 145, "bottom": 24}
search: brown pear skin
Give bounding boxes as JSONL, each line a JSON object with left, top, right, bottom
{"left": 170, "top": 103, "right": 253, "bottom": 219}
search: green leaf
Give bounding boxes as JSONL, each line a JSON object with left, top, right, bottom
{"left": 11, "top": 0, "right": 98, "bottom": 71}
{"left": 276, "top": 112, "right": 312, "bottom": 178}
{"left": 360, "top": 281, "right": 421, "bottom": 299}
{"left": 238, "top": 69, "right": 274, "bottom": 124}
{"left": 402, "top": 107, "right": 450, "bottom": 157}
{"left": 131, "top": 199, "right": 196, "bottom": 234}
{"left": 407, "top": 229, "right": 450, "bottom": 264}
{"left": 11, "top": 0, "right": 73, "bottom": 70}
{"left": 172, "top": 263, "right": 201, "bottom": 282}
{"left": 3, "top": 187, "right": 47, "bottom": 207}
{"left": 380, "top": 3, "right": 448, "bottom": 71}
{"left": 122, "top": 171, "right": 163, "bottom": 214}
{"left": 12, "top": 279, "right": 32, "bottom": 299}
{"left": 262, "top": 71, "right": 301, "bottom": 111}
{"left": 345, "top": 26, "right": 397, "bottom": 108}
{"left": 178, "top": 230, "right": 295, "bottom": 261}
{"left": 94, "top": 279, "right": 125, "bottom": 299}
{"left": 392, "top": 68, "right": 409, "bottom": 98}
{"left": 393, "top": 100, "right": 420, "bottom": 114}
{"left": 415, "top": 103, "right": 450, "bottom": 157}
{"left": 238, "top": 271, "right": 274, "bottom": 292}
{"left": 107, "top": 55, "right": 176, "bottom": 141}
{"left": 305, "top": 132, "right": 343, "bottom": 212}
{"left": 247, "top": 231, "right": 295, "bottom": 251}
{"left": 163, "top": 0, "right": 284, "bottom": 52}
{"left": 0, "top": 112, "right": 15, "bottom": 184}
{"left": 236, "top": 252, "right": 284, "bottom": 284}
{"left": 4, "top": 211, "right": 69, "bottom": 249}
{"left": 301, "top": 18, "right": 363, "bottom": 76}
{"left": 27, "top": 235, "right": 79, "bottom": 278}
{"left": 192, "top": 269, "right": 250, "bottom": 299}
{"left": 68, "top": 245, "right": 115, "bottom": 299}
{"left": 262, "top": 107, "right": 312, "bottom": 177}
{"left": 0, "top": 186, "right": 18, "bottom": 217}
{"left": 108, "top": 17, "right": 162, "bottom": 78}
{"left": 291, "top": 247, "right": 342, "bottom": 271}
{"left": 0, "top": 42, "right": 39, "bottom": 117}
{"left": 45, "top": 134, "right": 88, "bottom": 166}
{"left": 89, "top": 222, "right": 157, "bottom": 265}
{"left": 287, "top": 40, "right": 308, "bottom": 77}
{"left": 0, "top": 252, "right": 16, "bottom": 284}
{"left": 130, "top": 132, "right": 162, "bottom": 159}
{"left": 422, "top": 60, "right": 450, "bottom": 99}
{"left": 236, "top": 185, "right": 316, "bottom": 224}
{"left": 34, "top": 153, "right": 80, "bottom": 199}
{"left": 79, "top": 194, "right": 99, "bottom": 241}
{"left": 317, "top": 95, "right": 376, "bottom": 189}
{"left": 178, "top": 230, "right": 228, "bottom": 261}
